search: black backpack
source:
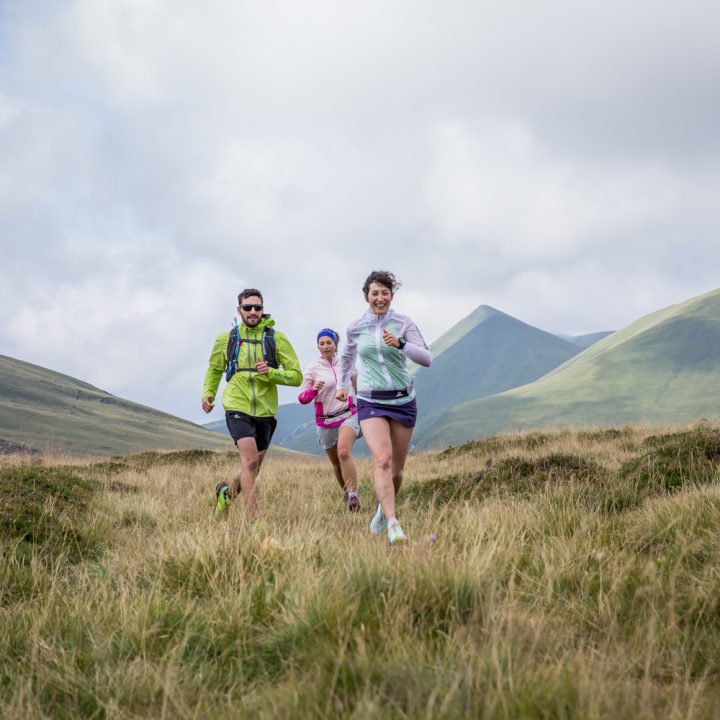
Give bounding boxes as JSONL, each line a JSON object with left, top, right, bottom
{"left": 225, "top": 322, "right": 278, "bottom": 381}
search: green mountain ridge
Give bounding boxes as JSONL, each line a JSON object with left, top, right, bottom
{"left": 422, "top": 287, "right": 720, "bottom": 447}
{"left": 411, "top": 306, "right": 584, "bottom": 440}
{"left": 425, "top": 304, "right": 502, "bottom": 361}
{"left": 0, "top": 354, "right": 232, "bottom": 456}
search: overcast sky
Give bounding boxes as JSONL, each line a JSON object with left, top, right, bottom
{"left": 1, "top": 1, "right": 719, "bottom": 424}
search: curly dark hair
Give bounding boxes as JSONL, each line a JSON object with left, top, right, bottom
{"left": 238, "top": 288, "right": 263, "bottom": 305}
{"left": 362, "top": 270, "right": 401, "bottom": 299}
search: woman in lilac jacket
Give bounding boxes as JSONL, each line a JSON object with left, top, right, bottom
{"left": 298, "top": 328, "right": 362, "bottom": 511}
{"left": 336, "top": 270, "right": 432, "bottom": 544}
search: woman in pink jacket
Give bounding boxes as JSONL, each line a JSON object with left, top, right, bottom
{"left": 298, "top": 328, "right": 362, "bottom": 511}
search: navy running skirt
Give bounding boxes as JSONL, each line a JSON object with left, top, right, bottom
{"left": 357, "top": 398, "right": 417, "bottom": 428}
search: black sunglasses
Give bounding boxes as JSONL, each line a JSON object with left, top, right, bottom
{"left": 241, "top": 304, "right": 263, "bottom": 312}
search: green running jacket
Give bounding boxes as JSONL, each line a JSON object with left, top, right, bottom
{"left": 202, "top": 315, "right": 301, "bottom": 417}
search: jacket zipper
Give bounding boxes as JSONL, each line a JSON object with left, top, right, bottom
{"left": 374, "top": 314, "right": 394, "bottom": 389}
{"left": 246, "top": 326, "right": 257, "bottom": 415}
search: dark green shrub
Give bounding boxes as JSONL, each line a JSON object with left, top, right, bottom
{"left": 0, "top": 465, "right": 102, "bottom": 563}
{"left": 406, "top": 454, "right": 604, "bottom": 508}
{"left": 621, "top": 427, "right": 720, "bottom": 492}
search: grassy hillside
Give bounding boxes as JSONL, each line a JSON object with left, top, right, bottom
{"left": 0, "top": 354, "right": 231, "bottom": 456}
{"left": 3, "top": 423, "right": 720, "bottom": 717}
{"left": 423, "top": 288, "right": 720, "bottom": 448}
{"left": 412, "top": 307, "right": 582, "bottom": 440}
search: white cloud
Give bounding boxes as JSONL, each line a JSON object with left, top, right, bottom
{"left": 1, "top": 0, "right": 720, "bottom": 422}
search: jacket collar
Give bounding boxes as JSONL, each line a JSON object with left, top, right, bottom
{"left": 363, "top": 308, "right": 395, "bottom": 325}
{"left": 241, "top": 314, "right": 275, "bottom": 334}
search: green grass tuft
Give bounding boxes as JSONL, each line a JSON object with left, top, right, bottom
{"left": 110, "top": 448, "right": 234, "bottom": 469}
{"left": 621, "top": 426, "right": 720, "bottom": 491}
{"left": 438, "top": 430, "right": 556, "bottom": 458}
{"left": 406, "top": 453, "right": 603, "bottom": 508}
{"left": 0, "top": 465, "right": 104, "bottom": 563}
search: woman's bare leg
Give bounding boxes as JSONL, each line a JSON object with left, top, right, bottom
{"left": 360, "top": 417, "right": 395, "bottom": 519}
{"left": 324, "top": 447, "right": 346, "bottom": 491}
{"left": 337, "top": 425, "right": 359, "bottom": 493}
{"left": 389, "top": 421, "right": 413, "bottom": 494}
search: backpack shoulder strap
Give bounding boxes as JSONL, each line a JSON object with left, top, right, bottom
{"left": 225, "top": 322, "right": 241, "bottom": 381}
{"left": 262, "top": 327, "right": 278, "bottom": 369}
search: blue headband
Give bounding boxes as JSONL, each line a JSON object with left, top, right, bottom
{"left": 317, "top": 328, "right": 338, "bottom": 343}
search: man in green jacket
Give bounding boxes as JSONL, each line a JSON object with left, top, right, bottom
{"left": 202, "top": 288, "right": 302, "bottom": 519}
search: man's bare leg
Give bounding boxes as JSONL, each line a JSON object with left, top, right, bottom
{"left": 233, "top": 437, "right": 265, "bottom": 520}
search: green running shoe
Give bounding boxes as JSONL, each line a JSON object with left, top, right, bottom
{"left": 214, "top": 482, "right": 231, "bottom": 515}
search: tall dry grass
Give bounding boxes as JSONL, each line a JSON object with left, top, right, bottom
{"left": 2, "top": 424, "right": 720, "bottom": 718}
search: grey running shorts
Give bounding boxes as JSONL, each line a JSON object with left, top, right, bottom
{"left": 316, "top": 413, "right": 361, "bottom": 450}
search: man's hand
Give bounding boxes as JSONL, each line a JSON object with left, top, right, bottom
{"left": 383, "top": 330, "right": 400, "bottom": 348}
{"left": 336, "top": 389, "right": 349, "bottom": 402}
{"left": 313, "top": 379, "right": 326, "bottom": 391}
{"left": 202, "top": 395, "right": 214, "bottom": 413}
{"left": 255, "top": 360, "right": 270, "bottom": 375}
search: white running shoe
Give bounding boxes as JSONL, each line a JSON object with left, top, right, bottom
{"left": 369, "top": 503, "right": 388, "bottom": 535}
{"left": 387, "top": 520, "right": 407, "bottom": 545}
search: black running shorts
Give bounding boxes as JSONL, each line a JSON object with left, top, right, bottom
{"left": 225, "top": 410, "right": 277, "bottom": 452}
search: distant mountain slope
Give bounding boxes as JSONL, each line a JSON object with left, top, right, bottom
{"left": 424, "top": 305, "right": 501, "bottom": 361}
{"left": 422, "top": 288, "right": 720, "bottom": 448}
{"left": 411, "top": 306, "right": 583, "bottom": 441}
{"left": 203, "top": 419, "right": 230, "bottom": 436}
{"left": 0, "top": 355, "right": 231, "bottom": 456}
{"left": 272, "top": 414, "right": 321, "bottom": 454}
{"left": 563, "top": 331, "right": 614, "bottom": 348}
